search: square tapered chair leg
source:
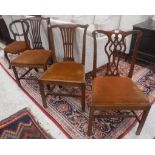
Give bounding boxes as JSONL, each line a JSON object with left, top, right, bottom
{"left": 136, "top": 108, "right": 150, "bottom": 135}
{"left": 81, "top": 84, "right": 86, "bottom": 112}
{"left": 87, "top": 107, "right": 94, "bottom": 137}
{"left": 12, "top": 66, "right": 21, "bottom": 87}
{"left": 39, "top": 81, "right": 47, "bottom": 108}
{"left": 4, "top": 52, "right": 11, "bottom": 69}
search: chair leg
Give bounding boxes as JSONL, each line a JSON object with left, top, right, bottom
{"left": 136, "top": 108, "right": 150, "bottom": 135}
{"left": 4, "top": 52, "right": 11, "bottom": 69}
{"left": 43, "top": 65, "right": 50, "bottom": 90}
{"left": 39, "top": 81, "right": 47, "bottom": 108}
{"left": 12, "top": 66, "right": 21, "bottom": 87}
{"left": 87, "top": 107, "right": 94, "bottom": 137}
{"left": 34, "top": 68, "right": 39, "bottom": 72}
{"left": 81, "top": 84, "right": 85, "bottom": 112}
{"left": 43, "top": 65, "right": 47, "bottom": 71}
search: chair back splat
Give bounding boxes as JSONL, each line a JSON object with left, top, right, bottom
{"left": 92, "top": 30, "right": 142, "bottom": 78}
{"left": 49, "top": 24, "right": 88, "bottom": 64}
{"left": 22, "top": 17, "right": 50, "bottom": 50}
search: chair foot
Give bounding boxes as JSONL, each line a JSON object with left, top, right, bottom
{"left": 136, "top": 108, "right": 150, "bottom": 135}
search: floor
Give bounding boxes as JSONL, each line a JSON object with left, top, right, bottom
{"left": 0, "top": 43, "right": 155, "bottom": 139}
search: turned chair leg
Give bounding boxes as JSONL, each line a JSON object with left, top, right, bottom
{"left": 87, "top": 107, "right": 94, "bottom": 137}
{"left": 4, "top": 52, "right": 11, "bottom": 69}
{"left": 136, "top": 108, "right": 150, "bottom": 135}
{"left": 12, "top": 66, "right": 21, "bottom": 87}
{"left": 81, "top": 84, "right": 85, "bottom": 112}
{"left": 39, "top": 81, "right": 47, "bottom": 108}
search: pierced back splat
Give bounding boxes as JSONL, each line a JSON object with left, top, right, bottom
{"left": 49, "top": 24, "right": 88, "bottom": 64}
{"left": 23, "top": 17, "right": 50, "bottom": 50}
{"left": 93, "top": 30, "right": 142, "bottom": 78}
{"left": 104, "top": 31, "right": 127, "bottom": 76}
{"left": 60, "top": 26, "right": 76, "bottom": 61}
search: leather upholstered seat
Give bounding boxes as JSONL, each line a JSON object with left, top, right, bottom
{"left": 40, "top": 61, "right": 85, "bottom": 83}
{"left": 11, "top": 49, "right": 52, "bottom": 66}
{"left": 4, "top": 41, "right": 27, "bottom": 53}
{"left": 92, "top": 76, "right": 149, "bottom": 107}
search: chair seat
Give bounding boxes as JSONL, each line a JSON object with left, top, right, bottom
{"left": 92, "top": 76, "right": 149, "bottom": 108}
{"left": 4, "top": 41, "right": 27, "bottom": 53}
{"left": 11, "top": 49, "right": 52, "bottom": 66}
{"left": 40, "top": 62, "right": 85, "bottom": 83}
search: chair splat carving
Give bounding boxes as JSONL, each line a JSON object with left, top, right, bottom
{"left": 104, "top": 31, "right": 127, "bottom": 76}
{"left": 93, "top": 30, "right": 142, "bottom": 78}
{"left": 27, "top": 19, "right": 43, "bottom": 49}
{"left": 60, "top": 27, "right": 76, "bottom": 61}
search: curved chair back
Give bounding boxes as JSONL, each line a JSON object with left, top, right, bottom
{"left": 9, "top": 19, "right": 29, "bottom": 41}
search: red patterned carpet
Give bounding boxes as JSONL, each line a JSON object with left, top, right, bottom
{"left": 0, "top": 59, "right": 155, "bottom": 139}
{"left": 0, "top": 108, "right": 52, "bottom": 139}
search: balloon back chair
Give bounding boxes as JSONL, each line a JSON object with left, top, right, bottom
{"left": 4, "top": 19, "right": 29, "bottom": 69}
{"left": 39, "top": 24, "right": 88, "bottom": 111}
{"left": 87, "top": 29, "right": 151, "bottom": 136}
{"left": 11, "top": 17, "right": 53, "bottom": 87}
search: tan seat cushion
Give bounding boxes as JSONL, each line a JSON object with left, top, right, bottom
{"left": 4, "top": 41, "right": 27, "bottom": 53}
{"left": 92, "top": 76, "right": 149, "bottom": 108}
{"left": 11, "top": 49, "right": 52, "bottom": 66}
{"left": 40, "top": 62, "right": 85, "bottom": 83}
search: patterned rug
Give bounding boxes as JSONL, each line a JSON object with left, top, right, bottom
{"left": 0, "top": 54, "right": 155, "bottom": 138}
{"left": 0, "top": 108, "right": 52, "bottom": 139}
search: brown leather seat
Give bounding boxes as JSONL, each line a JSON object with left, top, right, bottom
{"left": 93, "top": 76, "right": 149, "bottom": 108}
{"left": 4, "top": 41, "right": 26, "bottom": 53}
{"left": 40, "top": 62, "right": 85, "bottom": 83}
{"left": 11, "top": 49, "right": 53, "bottom": 66}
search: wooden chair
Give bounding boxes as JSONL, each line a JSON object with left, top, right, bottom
{"left": 11, "top": 17, "right": 53, "bottom": 87}
{"left": 4, "top": 19, "right": 29, "bottom": 69}
{"left": 87, "top": 30, "right": 151, "bottom": 136}
{"left": 38, "top": 24, "right": 88, "bottom": 111}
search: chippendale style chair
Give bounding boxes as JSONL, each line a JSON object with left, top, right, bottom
{"left": 4, "top": 19, "right": 29, "bottom": 69}
{"left": 11, "top": 17, "right": 53, "bottom": 87}
{"left": 39, "top": 24, "right": 88, "bottom": 111}
{"left": 87, "top": 30, "right": 151, "bottom": 136}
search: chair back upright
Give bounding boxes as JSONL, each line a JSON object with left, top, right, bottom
{"left": 92, "top": 30, "right": 142, "bottom": 78}
{"left": 49, "top": 24, "right": 88, "bottom": 64}
{"left": 22, "top": 17, "right": 50, "bottom": 50}
{"left": 9, "top": 19, "right": 29, "bottom": 42}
